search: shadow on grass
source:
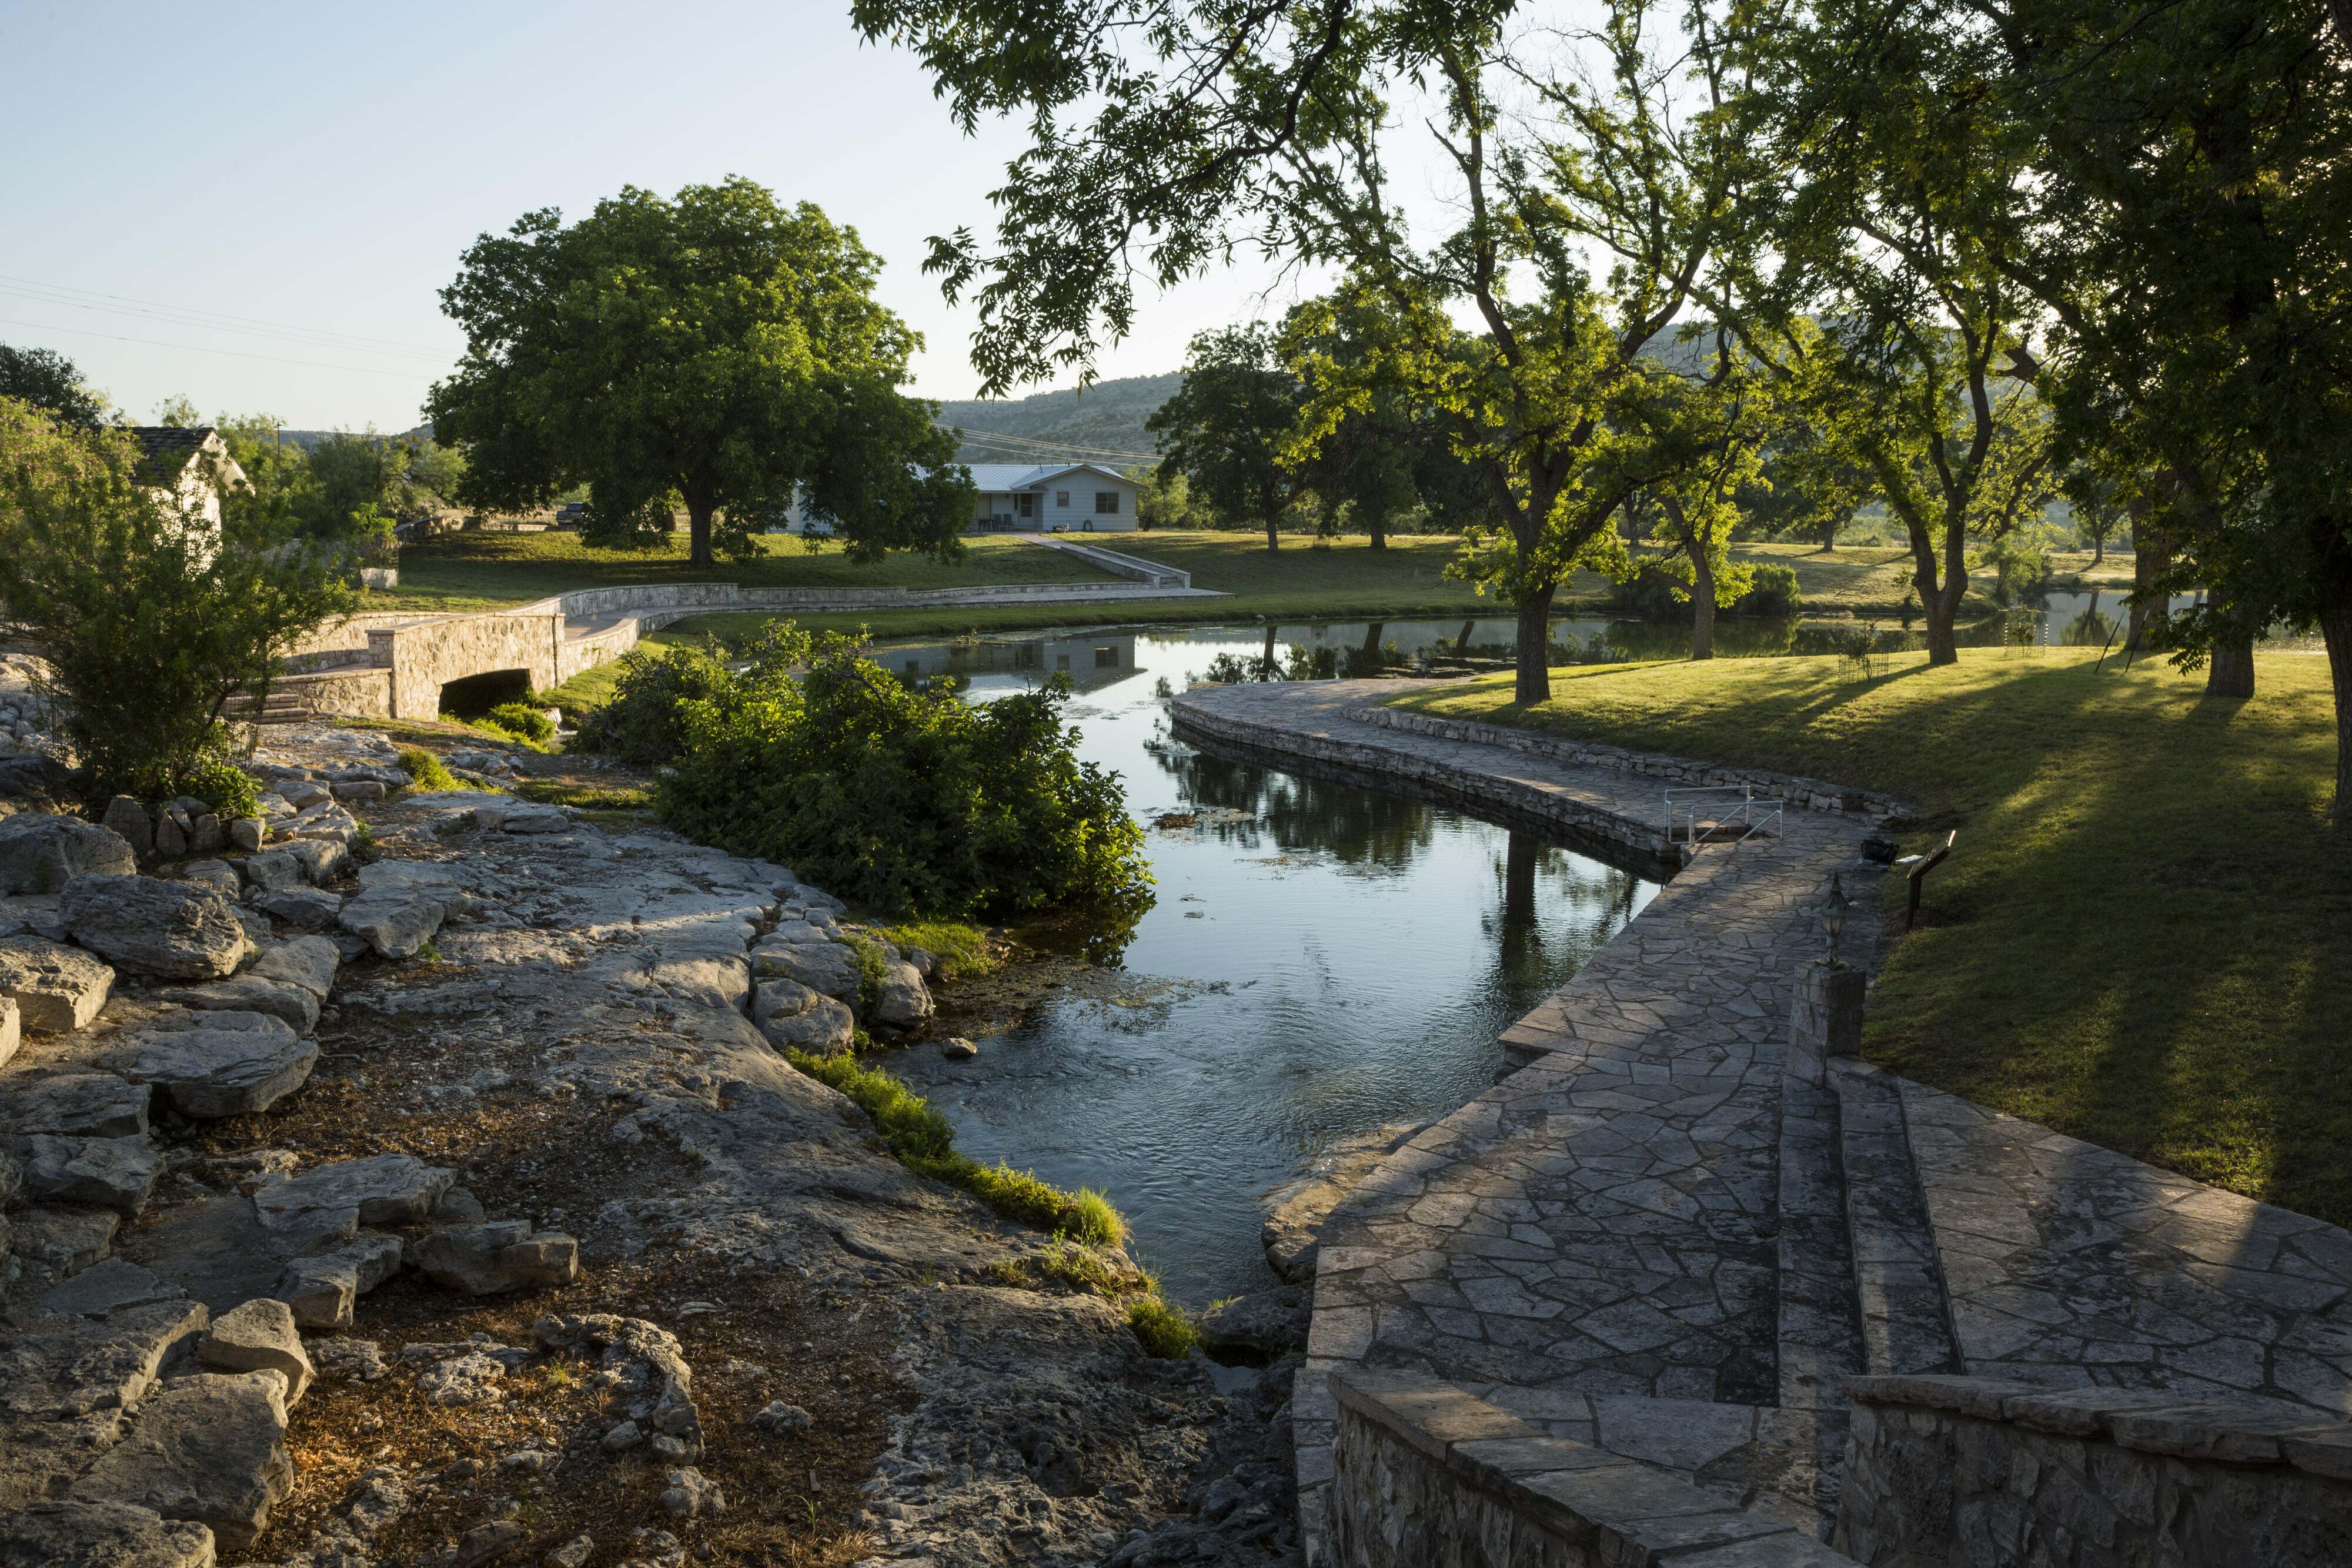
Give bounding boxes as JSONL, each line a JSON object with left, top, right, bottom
{"left": 1408, "top": 650, "right": 2352, "bottom": 1227}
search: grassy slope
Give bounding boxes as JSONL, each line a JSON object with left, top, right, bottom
{"left": 365, "top": 531, "right": 1116, "bottom": 611}
{"left": 1391, "top": 649, "right": 2352, "bottom": 1227}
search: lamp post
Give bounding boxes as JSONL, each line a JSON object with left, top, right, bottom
{"left": 1822, "top": 871, "right": 1850, "bottom": 965}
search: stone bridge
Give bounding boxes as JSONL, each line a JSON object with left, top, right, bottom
{"left": 264, "top": 568, "right": 1220, "bottom": 723}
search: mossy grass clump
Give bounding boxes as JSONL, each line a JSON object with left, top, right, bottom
{"left": 396, "top": 747, "right": 459, "bottom": 792}
{"left": 877, "top": 919, "right": 998, "bottom": 981}
{"left": 786, "top": 1047, "right": 1124, "bottom": 1247}
{"left": 1125, "top": 1289, "right": 1200, "bottom": 1360}
{"left": 840, "top": 934, "right": 892, "bottom": 1018}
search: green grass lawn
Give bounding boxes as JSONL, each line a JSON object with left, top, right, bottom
{"left": 365, "top": 530, "right": 1117, "bottom": 611}
{"left": 1391, "top": 648, "right": 2352, "bottom": 1228}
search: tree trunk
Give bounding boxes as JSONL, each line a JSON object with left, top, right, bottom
{"left": 1368, "top": 514, "right": 1387, "bottom": 551}
{"left": 1263, "top": 488, "right": 1281, "bottom": 553}
{"left": 2127, "top": 504, "right": 2167, "bottom": 651}
{"left": 2090, "top": 533, "right": 2104, "bottom": 566}
{"left": 685, "top": 494, "right": 715, "bottom": 567}
{"left": 1819, "top": 517, "right": 1838, "bottom": 553}
{"left": 1691, "top": 576, "right": 1716, "bottom": 659}
{"left": 2316, "top": 535, "right": 2352, "bottom": 826}
{"left": 1513, "top": 582, "right": 1556, "bottom": 706}
{"left": 1922, "top": 574, "right": 1963, "bottom": 666}
{"left": 2207, "top": 639, "right": 2256, "bottom": 698}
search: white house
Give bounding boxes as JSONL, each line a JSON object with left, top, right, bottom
{"left": 768, "top": 460, "right": 1144, "bottom": 536}
{"left": 964, "top": 463, "right": 1141, "bottom": 534}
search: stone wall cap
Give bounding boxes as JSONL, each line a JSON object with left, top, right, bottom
{"left": 2104, "top": 1402, "right": 2352, "bottom": 1465}
{"left": 2000, "top": 1387, "right": 2207, "bottom": 1436}
{"left": 1845, "top": 1373, "right": 2042, "bottom": 1420}
{"left": 1327, "top": 1369, "right": 1535, "bottom": 1463}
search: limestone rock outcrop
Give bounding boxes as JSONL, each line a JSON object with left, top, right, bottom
{"left": 61, "top": 874, "right": 252, "bottom": 980}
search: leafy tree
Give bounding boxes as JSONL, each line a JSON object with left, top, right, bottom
{"left": 1740, "top": 414, "right": 1875, "bottom": 554}
{"left": 429, "top": 178, "right": 971, "bottom": 567}
{"left": 1966, "top": 0, "right": 2352, "bottom": 808}
{"left": 1125, "top": 465, "right": 1209, "bottom": 531}
{"left": 0, "top": 398, "right": 354, "bottom": 803}
{"left": 1148, "top": 324, "right": 1304, "bottom": 551}
{"left": 1627, "top": 345, "right": 1778, "bottom": 658}
{"left": 863, "top": 0, "right": 1779, "bottom": 703}
{"left": 1755, "top": 0, "right": 2059, "bottom": 666}
{"left": 635, "top": 622, "right": 1151, "bottom": 920}
{"left": 152, "top": 394, "right": 202, "bottom": 429}
{"left": 1277, "top": 292, "right": 1431, "bottom": 551}
{"left": 0, "top": 345, "right": 106, "bottom": 426}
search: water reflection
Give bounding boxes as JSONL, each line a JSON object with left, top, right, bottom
{"left": 883, "top": 621, "right": 1662, "bottom": 1303}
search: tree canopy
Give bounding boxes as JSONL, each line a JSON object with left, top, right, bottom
{"left": 1148, "top": 324, "right": 1304, "bottom": 552}
{"left": 427, "top": 178, "right": 972, "bottom": 566}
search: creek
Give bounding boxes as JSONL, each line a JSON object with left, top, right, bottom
{"left": 884, "top": 619, "right": 1664, "bottom": 1306}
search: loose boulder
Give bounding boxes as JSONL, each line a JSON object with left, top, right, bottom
{"left": 12, "top": 1134, "right": 162, "bottom": 1215}
{"left": 69, "top": 1370, "right": 294, "bottom": 1552}
{"left": 0, "top": 996, "right": 16, "bottom": 1069}
{"left": 751, "top": 940, "right": 859, "bottom": 1002}
{"left": 0, "top": 814, "right": 136, "bottom": 895}
{"left": 119, "top": 1017, "right": 317, "bottom": 1119}
{"left": 752, "top": 982, "right": 854, "bottom": 1054}
{"left": 0, "top": 937, "right": 114, "bottom": 1033}
{"left": 61, "top": 875, "right": 251, "bottom": 981}
{"left": 197, "top": 1299, "right": 314, "bottom": 1406}
{"left": 177, "top": 861, "right": 242, "bottom": 901}
{"left": 247, "top": 935, "right": 339, "bottom": 999}
{"left": 253, "top": 1154, "right": 453, "bottom": 1250}
{"left": 0, "top": 1501, "right": 217, "bottom": 1568}
{"left": 165, "top": 975, "right": 319, "bottom": 1037}
{"left": 871, "top": 959, "right": 933, "bottom": 1030}
{"left": 278, "top": 1234, "right": 405, "bottom": 1330}
{"left": 100, "top": 797, "right": 156, "bottom": 858}
{"left": 415, "top": 1221, "right": 579, "bottom": 1296}
{"left": 6, "top": 1072, "right": 152, "bottom": 1138}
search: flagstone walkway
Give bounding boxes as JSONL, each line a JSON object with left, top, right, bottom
{"left": 1168, "top": 678, "right": 2352, "bottom": 1564}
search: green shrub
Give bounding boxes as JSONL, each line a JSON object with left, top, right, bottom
{"left": 485, "top": 701, "right": 555, "bottom": 745}
{"left": 1737, "top": 563, "right": 1803, "bottom": 617}
{"left": 786, "top": 1047, "right": 1125, "bottom": 1246}
{"left": 178, "top": 754, "right": 261, "bottom": 821}
{"left": 1607, "top": 567, "right": 1688, "bottom": 620}
{"left": 397, "top": 747, "right": 458, "bottom": 791}
{"left": 656, "top": 625, "right": 1151, "bottom": 921}
{"left": 0, "top": 400, "right": 355, "bottom": 807}
{"left": 841, "top": 933, "right": 890, "bottom": 1016}
{"left": 1126, "top": 1292, "right": 1199, "bottom": 1359}
{"left": 573, "top": 640, "right": 731, "bottom": 764}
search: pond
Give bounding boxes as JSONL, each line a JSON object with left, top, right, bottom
{"left": 883, "top": 620, "right": 1665, "bottom": 1306}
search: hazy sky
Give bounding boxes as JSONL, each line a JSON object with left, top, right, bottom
{"left": 0, "top": 0, "right": 1323, "bottom": 429}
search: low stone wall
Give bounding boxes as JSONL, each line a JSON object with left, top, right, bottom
{"left": 1329, "top": 1373, "right": 1860, "bottom": 1568}
{"left": 1169, "top": 693, "right": 1683, "bottom": 872}
{"left": 1352, "top": 706, "right": 1917, "bottom": 824}
{"left": 1835, "top": 1375, "right": 2352, "bottom": 1566}
{"left": 373, "top": 610, "right": 563, "bottom": 718}
{"left": 1033, "top": 539, "right": 1191, "bottom": 587}
{"left": 268, "top": 666, "right": 395, "bottom": 720}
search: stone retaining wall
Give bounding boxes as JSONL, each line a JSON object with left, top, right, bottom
{"left": 1351, "top": 706, "right": 1917, "bottom": 824}
{"left": 1169, "top": 693, "right": 1685, "bottom": 872}
{"left": 1834, "top": 1375, "right": 2352, "bottom": 1566}
{"left": 1328, "top": 1373, "right": 1860, "bottom": 1567}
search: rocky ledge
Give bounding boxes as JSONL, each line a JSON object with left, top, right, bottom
{"left": 1, "top": 724, "right": 1300, "bottom": 1568}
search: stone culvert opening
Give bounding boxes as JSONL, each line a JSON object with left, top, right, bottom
{"left": 436, "top": 667, "right": 535, "bottom": 720}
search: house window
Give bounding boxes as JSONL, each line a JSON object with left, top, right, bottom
{"left": 1055, "top": 490, "right": 1070, "bottom": 507}
{"left": 1055, "top": 654, "right": 1070, "bottom": 673}
{"left": 1094, "top": 645, "right": 1118, "bottom": 668}
{"left": 1017, "top": 493, "right": 1034, "bottom": 518}
{"left": 1095, "top": 491, "right": 1121, "bottom": 514}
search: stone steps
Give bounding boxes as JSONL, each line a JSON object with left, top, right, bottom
{"left": 1828, "top": 1061, "right": 1963, "bottom": 1379}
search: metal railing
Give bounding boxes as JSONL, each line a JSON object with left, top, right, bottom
{"left": 1662, "top": 784, "right": 1785, "bottom": 849}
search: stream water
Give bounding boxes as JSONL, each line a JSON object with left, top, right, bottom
{"left": 873, "top": 593, "right": 2250, "bottom": 1305}
{"left": 884, "top": 621, "right": 1663, "bottom": 1306}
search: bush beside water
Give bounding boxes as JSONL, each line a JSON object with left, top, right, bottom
{"left": 590, "top": 623, "right": 1151, "bottom": 922}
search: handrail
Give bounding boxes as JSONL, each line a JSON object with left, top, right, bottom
{"left": 1662, "top": 783, "right": 1785, "bottom": 850}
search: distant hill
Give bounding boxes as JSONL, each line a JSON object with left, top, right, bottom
{"left": 268, "top": 424, "right": 435, "bottom": 452}
{"left": 935, "top": 372, "right": 1177, "bottom": 470}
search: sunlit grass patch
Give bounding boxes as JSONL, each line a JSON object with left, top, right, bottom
{"left": 1394, "top": 648, "right": 2352, "bottom": 1226}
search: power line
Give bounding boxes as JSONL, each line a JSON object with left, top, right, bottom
{"left": 0, "top": 317, "right": 437, "bottom": 382}
{"left": 0, "top": 273, "right": 455, "bottom": 362}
